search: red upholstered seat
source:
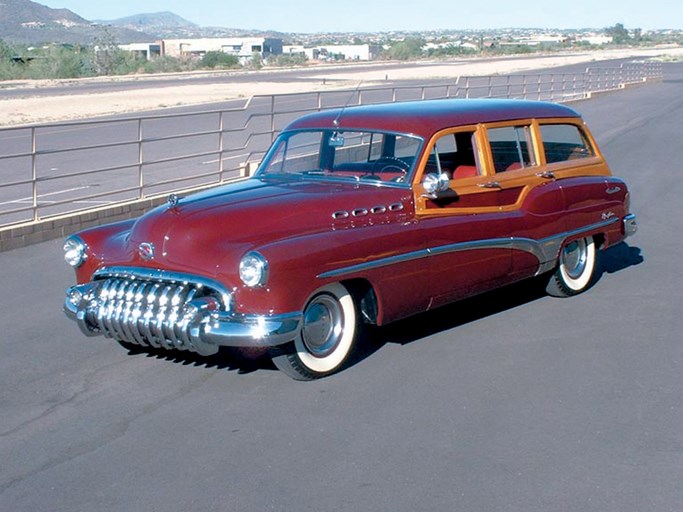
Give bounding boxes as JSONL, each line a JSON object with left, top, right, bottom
{"left": 453, "top": 165, "right": 478, "bottom": 178}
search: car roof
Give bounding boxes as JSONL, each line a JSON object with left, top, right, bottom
{"left": 284, "top": 98, "right": 581, "bottom": 138}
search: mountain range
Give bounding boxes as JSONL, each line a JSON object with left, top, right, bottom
{"left": 0, "top": 0, "right": 264, "bottom": 45}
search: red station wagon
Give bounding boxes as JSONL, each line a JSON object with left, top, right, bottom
{"left": 64, "top": 99, "right": 637, "bottom": 379}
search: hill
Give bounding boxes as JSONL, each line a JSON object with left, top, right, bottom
{"left": 0, "top": 0, "right": 154, "bottom": 44}
{"left": 99, "top": 11, "right": 200, "bottom": 38}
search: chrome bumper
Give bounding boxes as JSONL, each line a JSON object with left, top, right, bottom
{"left": 64, "top": 283, "right": 302, "bottom": 356}
{"left": 624, "top": 213, "right": 638, "bottom": 238}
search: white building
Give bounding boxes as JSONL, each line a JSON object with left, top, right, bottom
{"left": 577, "top": 35, "right": 613, "bottom": 45}
{"left": 118, "top": 42, "right": 162, "bottom": 60}
{"left": 285, "top": 44, "right": 379, "bottom": 61}
{"left": 161, "top": 37, "right": 283, "bottom": 63}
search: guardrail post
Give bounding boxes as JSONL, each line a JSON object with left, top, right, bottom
{"left": 137, "top": 118, "right": 144, "bottom": 199}
{"left": 218, "top": 111, "right": 225, "bottom": 182}
{"left": 270, "top": 95, "right": 276, "bottom": 143}
{"left": 31, "top": 126, "right": 38, "bottom": 222}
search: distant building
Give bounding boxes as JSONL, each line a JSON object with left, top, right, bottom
{"left": 285, "top": 44, "right": 380, "bottom": 61}
{"left": 577, "top": 35, "right": 613, "bottom": 45}
{"left": 499, "top": 34, "right": 567, "bottom": 47}
{"left": 118, "top": 42, "right": 162, "bottom": 60}
{"left": 161, "top": 37, "right": 283, "bottom": 64}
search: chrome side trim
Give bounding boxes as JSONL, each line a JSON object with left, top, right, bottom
{"left": 317, "top": 218, "right": 620, "bottom": 279}
{"left": 318, "top": 248, "right": 431, "bottom": 279}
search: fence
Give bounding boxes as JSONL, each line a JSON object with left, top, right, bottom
{"left": 0, "top": 60, "right": 662, "bottom": 248}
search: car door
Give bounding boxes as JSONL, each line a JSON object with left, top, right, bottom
{"left": 414, "top": 128, "right": 513, "bottom": 309}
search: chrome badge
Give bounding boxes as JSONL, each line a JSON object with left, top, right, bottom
{"left": 138, "top": 242, "right": 155, "bottom": 261}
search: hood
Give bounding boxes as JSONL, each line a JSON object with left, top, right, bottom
{"left": 123, "top": 177, "right": 412, "bottom": 277}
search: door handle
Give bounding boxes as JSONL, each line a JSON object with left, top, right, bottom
{"left": 535, "top": 170, "right": 556, "bottom": 179}
{"left": 477, "top": 181, "right": 501, "bottom": 189}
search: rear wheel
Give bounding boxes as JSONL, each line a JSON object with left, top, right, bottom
{"left": 546, "top": 236, "right": 597, "bottom": 297}
{"left": 272, "top": 283, "right": 357, "bottom": 380}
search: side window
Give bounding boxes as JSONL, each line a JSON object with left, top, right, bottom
{"left": 540, "top": 124, "right": 595, "bottom": 163}
{"left": 429, "top": 131, "right": 480, "bottom": 179}
{"left": 487, "top": 125, "right": 536, "bottom": 173}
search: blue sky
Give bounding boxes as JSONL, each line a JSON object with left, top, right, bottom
{"left": 38, "top": 0, "right": 682, "bottom": 32}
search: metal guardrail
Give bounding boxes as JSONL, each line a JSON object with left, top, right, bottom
{"left": 455, "top": 60, "right": 663, "bottom": 100}
{"left": 0, "top": 60, "right": 662, "bottom": 231}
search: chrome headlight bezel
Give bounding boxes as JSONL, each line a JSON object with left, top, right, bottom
{"left": 239, "top": 251, "right": 269, "bottom": 288}
{"left": 63, "top": 236, "right": 87, "bottom": 268}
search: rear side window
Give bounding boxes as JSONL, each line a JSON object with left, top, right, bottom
{"left": 487, "top": 125, "right": 536, "bottom": 173}
{"left": 540, "top": 124, "right": 595, "bottom": 164}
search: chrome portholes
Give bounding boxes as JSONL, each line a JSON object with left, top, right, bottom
{"left": 331, "top": 202, "right": 404, "bottom": 220}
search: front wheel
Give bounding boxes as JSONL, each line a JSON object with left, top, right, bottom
{"left": 272, "top": 283, "right": 357, "bottom": 380}
{"left": 546, "top": 236, "right": 597, "bottom": 297}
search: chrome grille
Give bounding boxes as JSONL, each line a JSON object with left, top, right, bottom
{"left": 83, "top": 274, "right": 224, "bottom": 352}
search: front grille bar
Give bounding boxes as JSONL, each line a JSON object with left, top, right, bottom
{"left": 80, "top": 267, "right": 230, "bottom": 353}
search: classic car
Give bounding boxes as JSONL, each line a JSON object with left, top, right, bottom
{"left": 63, "top": 98, "right": 637, "bottom": 380}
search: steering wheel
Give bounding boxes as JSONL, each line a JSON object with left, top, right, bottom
{"left": 371, "top": 156, "right": 410, "bottom": 175}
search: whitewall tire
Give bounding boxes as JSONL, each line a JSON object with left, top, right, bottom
{"left": 546, "top": 236, "right": 597, "bottom": 297}
{"left": 272, "top": 283, "right": 357, "bottom": 380}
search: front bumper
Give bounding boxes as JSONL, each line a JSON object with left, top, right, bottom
{"left": 64, "top": 282, "right": 302, "bottom": 356}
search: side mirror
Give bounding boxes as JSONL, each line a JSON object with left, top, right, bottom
{"left": 421, "top": 172, "right": 450, "bottom": 198}
{"left": 329, "top": 134, "right": 345, "bottom": 147}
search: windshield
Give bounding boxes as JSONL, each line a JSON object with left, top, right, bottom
{"left": 256, "top": 129, "right": 423, "bottom": 186}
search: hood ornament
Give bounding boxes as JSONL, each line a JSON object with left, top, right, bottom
{"left": 138, "top": 242, "right": 155, "bottom": 261}
{"left": 167, "top": 193, "right": 180, "bottom": 208}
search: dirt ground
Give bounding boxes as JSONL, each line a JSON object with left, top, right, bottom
{"left": 1, "top": 47, "right": 682, "bottom": 126}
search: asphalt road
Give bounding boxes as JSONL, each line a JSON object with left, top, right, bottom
{"left": 0, "top": 54, "right": 608, "bottom": 98}
{"left": 1, "top": 63, "right": 682, "bottom": 511}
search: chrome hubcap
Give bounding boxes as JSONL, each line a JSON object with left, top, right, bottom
{"left": 561, "top": 239, "right": 587, "bottom": 279}
{"left": 301, "top": 295, "right": 343, "bottom": 357}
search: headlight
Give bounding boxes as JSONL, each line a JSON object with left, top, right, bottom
{"left": 239, "top": 251, "right": 269, "bottom": 288}
{"left": 63, "top": 237, "right": 87, "bottom": 268}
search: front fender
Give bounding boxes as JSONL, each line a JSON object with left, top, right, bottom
{"left": 230, "top": 221, "right": 425, "bottom": 322}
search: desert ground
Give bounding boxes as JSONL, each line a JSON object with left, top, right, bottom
{"left": 1, "top": 47, "right": 682, "bottom": 126}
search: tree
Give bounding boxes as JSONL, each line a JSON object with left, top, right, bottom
{"left": 0, "top": 38, "right": 13, "bottom": 60}
{"left": 92, "top": 26, "right": 125, "bottom": 75}
{"left": 0, "top": 39, "right": 19, "bottom": 80}
{"left": 250, "top": 52, "right": 263, "bottom": 70}
{"left": 386, "top": 38, "right": 425, "bottom": 60}
{"left": 26, "top": 45, "right": 87, "bottom": 79}
{"left": 606, "top": 23, "right": 631, "bottom": 45}
{"left": 202, "top": 51, "right": 239, "bottom": 69}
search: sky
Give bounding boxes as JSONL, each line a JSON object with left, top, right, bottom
{"left": 37, "top": 0, "right": 683, "bottom": 32}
